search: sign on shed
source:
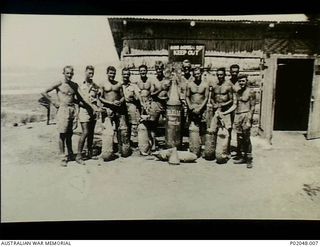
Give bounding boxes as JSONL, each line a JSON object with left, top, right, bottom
{"left": 169, "top": 44, "right": 205, "bottom": 66}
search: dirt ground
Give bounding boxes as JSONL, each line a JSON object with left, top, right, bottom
{"left": 1, "top": 121, "right": 320, "bottom": 222}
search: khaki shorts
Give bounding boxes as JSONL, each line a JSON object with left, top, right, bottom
{"left": 234, "top": 111, "right": 252, "bottom": 134}
{"left": 188, "top": 108, "right": 207, "bottom": 125}
{"left": 78, "top": 107, "right": 96, "bottom": 123}
{"left": 56, "top": 105, "right": 76, "bottom": 133}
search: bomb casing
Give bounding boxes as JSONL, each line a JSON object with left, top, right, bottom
{"left": 165, "top": 77, "right": 182, "bottom": 149}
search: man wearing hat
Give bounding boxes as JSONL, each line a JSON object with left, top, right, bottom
{"left": 233, "top": 74, "right": 256, "bottom": 168}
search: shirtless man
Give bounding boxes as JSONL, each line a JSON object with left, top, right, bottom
{"left": 210, "top": 67, "right": 237, "bottom": 156}
{"left": 179, "top": 59, "right": 194, "bottom": 102}
{"left": 186, "top": 67, "right": 209, "bottom": 144}
{"left": 228, "top": 64, "right": 241, "bottom": 155}
{"left": 137, "top": 65, "right": 152, "bottom": 110}
{"left": 233, "top": 74, "right": 255, "bottom": 168}
{"left": 99, "top": 66, "right": 127, "bottom": 153}
{"left": 76, "top": 65, "right": 100, "bottom": 164}
{"left": 152, "top": 61, "right": 171, "bottom": 103}
{"left": 179, "top": 60, "right": 195, "bottom": 135}
{"left": 149, "top": 61, "right": 171, "bottom": 148}
{"left": 136, "top": 64, "right": 159, "bottom": 151}
{"left": 229, "top": 64, "right": 240, "bottom": 91}
{"left": 41, "top": 66, "right": 98, "bottom": 167}
{"left": 122, "top": 67, "right": 142, "bottom": 146}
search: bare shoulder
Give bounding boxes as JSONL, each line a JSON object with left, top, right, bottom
{"left": 249, "top": 88, "right": 256, "bottom": 98}
{"left": 44, "top": 80, "right": 62, "bottom": 92}
{"left": 133, "top": 83, "right": 141, "bottom": 90}
{"left": 137, "top": 80, "right": 143, "bottom": 88}
{"left": 225, "top": 82, "right": 233, "bottom": 91}
{"left": 187, "top": 80, "right": 194, "bottom": 88}
{"left": 146, "top": 77, "right": 153, "bottom": 84}
{"left": 100, "top": 80, "right": 109, "bottom": 87}
{"left": 113, "top": 80, "right": 122, "bottom": 90}
{"left": 149, "top": 76, "right": 157, "bottom": 84}
{"left": 51, "top": 80, "right": 63, "bottom": 88}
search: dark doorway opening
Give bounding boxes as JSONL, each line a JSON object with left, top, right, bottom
{"left": 273, "top": 59, "right": 314, "bottom": 131}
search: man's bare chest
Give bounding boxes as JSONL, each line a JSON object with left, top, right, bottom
{"left": 138, "top": 81, "right": 151, "bottom": 91}
{"left": 103, "top": 81, "right": 121, "bottom": 92}
{"left": 58, "top": 83, "right": 76, "bottom": 96}
{"left": 190, "top": 82, "right": 206, "bottom": 94}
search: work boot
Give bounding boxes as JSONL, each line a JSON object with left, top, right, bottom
{"left": 87, "top": 150, "right": 98, "bottom": 160}
{"left": 67, "top": 153, "right": 75, "bottom": 162}
{"left": 233, "top": 154, "right": 243, "bottom": 161}
{"left": 75, "top": 154, "right": 86, "bottom": 165}
{"left": 246, "top": 157, "right": 253, "bottom": 169}
{"left": 86, "top": 150, "right": 92, "bottom": 159}
{"left": 60, "top": 156, "right": 68, "bottom": 167}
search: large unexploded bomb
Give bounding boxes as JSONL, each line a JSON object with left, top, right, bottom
{"left": 189, "top": 121, "right": 201, "bottom": 157}
{"left": 204, "top": 130, "right": 216, "bottom": 160}
{"left": 215, "top": 119, "right": 229, "bottom": 164}
{"left": 152, "top": 149, "right": 198, "bottom": 163}
{"left": 101, "top": 116, "right": 115, "bottom": 161}
{"left": 165, "top": 75, "right": 182, "bottom": 149}
{"left": 119, "top": 124, "right": 131, "bottom": 157}
{"left": 206, "top": 86, "right": 214, "bottom": 128}
{"left": 138, "top": 116, "right": 151, "bottom": 155}
{"left": 204, "top": 86, "right": 216, "bottom": 160}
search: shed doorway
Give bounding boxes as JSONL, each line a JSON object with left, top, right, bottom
{"left": 273, "top": 59, "right": 314, "bottom": 131}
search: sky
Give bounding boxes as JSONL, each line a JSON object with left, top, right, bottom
{"left": 1, "top": 14, "right": 120, "bottom": 92}
{"left": 1, "top": 14, "right": 308, "bottom": 92}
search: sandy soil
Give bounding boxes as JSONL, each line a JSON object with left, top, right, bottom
{"left": 1, "top": 121, "right": 320, "bottom": 222}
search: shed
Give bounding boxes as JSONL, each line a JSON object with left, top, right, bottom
{"left": 108, "top": 15, "right": 320, "bottom": 142}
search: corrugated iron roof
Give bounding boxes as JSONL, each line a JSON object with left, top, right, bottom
{"left": 108, "top": 14, "right": 309, "bottom": 23}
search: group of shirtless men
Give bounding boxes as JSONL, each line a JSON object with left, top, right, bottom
{"left": 42, "top": 59, "right": 255, "bottom": 169}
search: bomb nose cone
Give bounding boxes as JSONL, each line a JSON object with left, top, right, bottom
{"left": 168, "top": 147, "right": 180, "bottom": 165}
{"left": 167, "top": 78, "right": 181, "bottom": 106}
